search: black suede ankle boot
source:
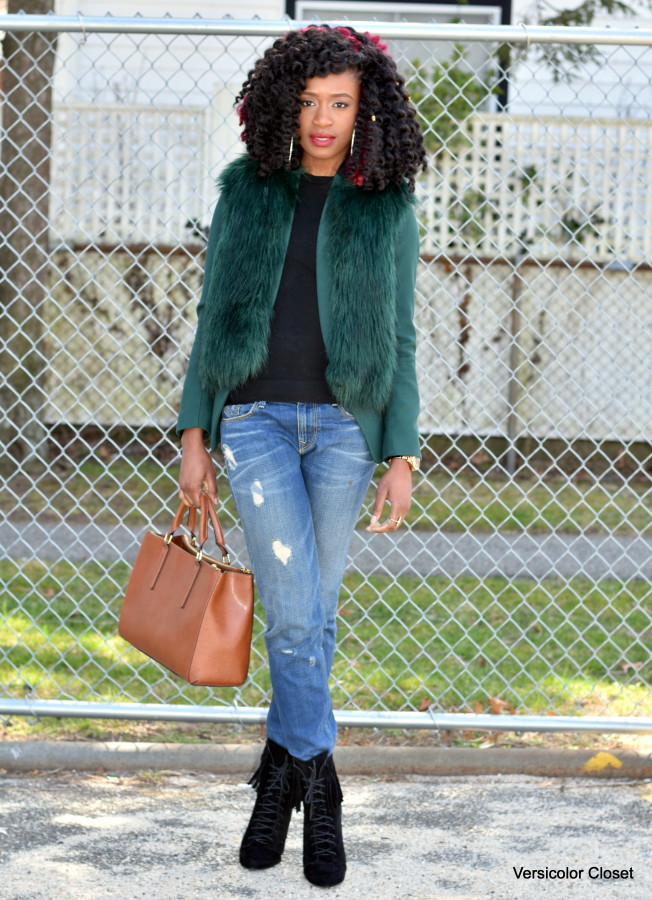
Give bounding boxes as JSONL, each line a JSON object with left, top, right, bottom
{"left": 240, "top": 738, "right": 300, "bottom": 870}
{"left": 294, "top": 751, "right": 346, "bottom": 888}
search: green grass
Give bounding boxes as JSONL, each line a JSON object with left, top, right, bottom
{"left": 2, "top": 560, "right": 650, "bottom": 719}
{"left": 5, "top": 459, "right": 651, "bottom": 537}
{"left": 403, "top": 472, "right": 652, "bottom": 537}
{"left": 335, "top": 573, "right": 652, "bottom": 716}
{"left": 3, "top": 460, "right": 239, "bottom": 527}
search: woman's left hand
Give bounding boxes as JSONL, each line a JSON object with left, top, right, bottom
{"left": 366, "top": 458, "right": 413, "bottom": 533}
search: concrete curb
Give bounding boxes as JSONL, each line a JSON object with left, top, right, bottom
{"left": 1, "top": 741, "right": 650, "bottom": 778}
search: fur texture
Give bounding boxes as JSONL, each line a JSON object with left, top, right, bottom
{"left": 198, "top": 155, "right": 413, "bottom": 412}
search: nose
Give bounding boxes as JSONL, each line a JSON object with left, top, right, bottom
{"left": 312, "top": 102, "right": 332, "bottom": 127}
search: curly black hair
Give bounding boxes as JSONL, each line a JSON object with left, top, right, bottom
{"left": 236, "top": 25, "right": 426, "bottom": 191}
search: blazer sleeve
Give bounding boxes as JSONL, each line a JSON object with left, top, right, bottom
{"left": 176, "top": 199, "right": 223, "bottom": 437}
{"left": 380, "top": 207, "right": 421, "bottom": 460}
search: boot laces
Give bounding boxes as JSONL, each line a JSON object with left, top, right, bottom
{"left": 249, "top": 757, "right": 293, "bottom": 844}
{"left": 303, "top": 765, "right": 339, "bottom": 859}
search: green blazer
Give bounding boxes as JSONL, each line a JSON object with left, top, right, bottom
{"left": 176, "top": 176, "right": 421, "bottom": 464}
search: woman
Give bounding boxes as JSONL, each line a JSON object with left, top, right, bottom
{"left": 177, "top": 24, "right": 425, "bottom": 888}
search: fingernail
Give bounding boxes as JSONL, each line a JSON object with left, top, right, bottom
{"left": 370, "top": 515, "right": 378, "bottom": 524}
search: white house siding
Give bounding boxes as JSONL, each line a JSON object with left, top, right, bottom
{"left": 53, "top": 1, "right": 283, "bottom": 105}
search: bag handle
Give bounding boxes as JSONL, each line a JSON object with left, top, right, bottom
{"left": 197, "top": 492, "right": 228, "bottom": 558}
{"left": 168, "top": 501, "right": 195, "bottom": 536}
{"left": 166, "top": 494, "right": 229, "bottom": 562}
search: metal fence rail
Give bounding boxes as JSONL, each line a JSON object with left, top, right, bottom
{"left": 1, "top": 15, "right": 651, "bottom": 734}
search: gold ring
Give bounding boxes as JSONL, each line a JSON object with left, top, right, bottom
{"left": 389, "top": 516, "right": 403, "bottom": 526}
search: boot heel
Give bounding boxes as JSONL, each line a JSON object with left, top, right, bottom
{"left": 240, "top": 739, "right": 300, "bottom": 870}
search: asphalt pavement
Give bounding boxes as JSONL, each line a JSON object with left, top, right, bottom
{"left": 1, "top": 767, "right": 650, "bottom": 900}
{"left": 4, "top": 519, "right": 652, "bottom": 580}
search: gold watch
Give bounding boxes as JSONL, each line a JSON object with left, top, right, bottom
{"left": 388, "top": 455, "right": 421, "bottom": 472}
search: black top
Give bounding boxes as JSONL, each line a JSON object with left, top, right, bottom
{"left": 227, "top": 173, "right": 336, "bottom": 405}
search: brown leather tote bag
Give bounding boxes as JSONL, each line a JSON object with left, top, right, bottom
{"left": 118, "top": 493, "right": 254, "bottom": 686}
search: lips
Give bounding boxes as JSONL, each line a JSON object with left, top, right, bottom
{"left": 310, "top": 133, "right": 336, "bottom": 146}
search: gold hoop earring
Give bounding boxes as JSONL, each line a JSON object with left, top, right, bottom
{"left": 350, "top": 126, "right": 356, "bottom": 155}
{"left": 288, "top": 136, "right": 294, "bottom": 164}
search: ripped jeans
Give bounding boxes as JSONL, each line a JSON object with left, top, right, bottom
{"left": 220, "top": 401, "right": 376, "bottom": 761}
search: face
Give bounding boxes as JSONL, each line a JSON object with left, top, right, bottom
{"left": 297, "top": 70, "right": 361, "bottom": 176}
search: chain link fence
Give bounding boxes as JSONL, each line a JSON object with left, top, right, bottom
{"left": 1, "top": 15, "right": 651, "bottom": 733}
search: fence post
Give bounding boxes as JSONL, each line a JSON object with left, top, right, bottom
{"left": 0, "top": 1, "right": 57, "bottom": 468}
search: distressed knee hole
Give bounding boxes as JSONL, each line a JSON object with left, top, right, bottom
{"left": 272, "top": 540, "right": 292, "bottom": 565}
{"left": 309, "top": 656, "right": 316, "bottom": 667}
{"left": 251, "top": 480, "right": 264, "bottom": 507}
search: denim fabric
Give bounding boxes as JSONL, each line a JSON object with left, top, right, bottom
{"left": 220, "top": 401, "right": 376, "bottom": 760}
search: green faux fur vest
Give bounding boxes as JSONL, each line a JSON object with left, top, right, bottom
{"left": 198, "top": 155, "right": 414, "bottom": 413}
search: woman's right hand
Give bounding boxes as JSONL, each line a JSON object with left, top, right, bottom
{"left": 178, "top": 427, "right": 219, "bottom": 507}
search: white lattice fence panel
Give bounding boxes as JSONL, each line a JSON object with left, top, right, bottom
{"left": 420, "top": 115, "right": 652, "bottom": 263}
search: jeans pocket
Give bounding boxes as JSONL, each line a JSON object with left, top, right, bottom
{"left": 334, "top": 403, "right": 356, "bottom": 420}
{"left": 221, "top": 401, "right": 260, "bottom": 422}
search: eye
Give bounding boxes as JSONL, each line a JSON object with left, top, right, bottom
{"left": 299, "top": 98, "right": 314, "bottom": 107}
{"left": 333, "top": 101, "right": 349, "bottom": 109}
